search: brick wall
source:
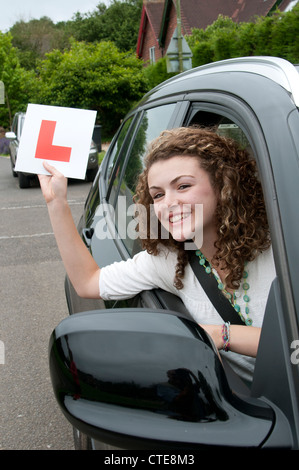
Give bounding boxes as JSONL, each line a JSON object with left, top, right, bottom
{"left": 140, "top": 17, "right": 163, "bottom": 64}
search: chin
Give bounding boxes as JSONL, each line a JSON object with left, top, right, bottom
{"left": 170, "top": 230, "right": 202, "bottom": 248}
{"left": 171, "top": 231, "right": 192, "bottom": 243}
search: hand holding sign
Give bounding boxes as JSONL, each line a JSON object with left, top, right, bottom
{"left": 15, "top": 104, "right": 97, "bottom": 179}
{"left": 38, "top": 161, "right": 68, "bottom": 205}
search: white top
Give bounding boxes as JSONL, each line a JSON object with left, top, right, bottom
{"left": 99, "top": 246, "right": 276, "bottom": 383}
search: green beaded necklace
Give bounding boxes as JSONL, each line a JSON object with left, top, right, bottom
{"left": 195, "top": 250, "right": 253, "bottom": 326}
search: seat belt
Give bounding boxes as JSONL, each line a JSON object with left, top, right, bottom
{"left": 188, "top": 251, "right": 244, "bottom": 325}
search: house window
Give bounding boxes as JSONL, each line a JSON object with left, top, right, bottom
{"left": 149, "top": 46, "right": 155, "bottom": 64}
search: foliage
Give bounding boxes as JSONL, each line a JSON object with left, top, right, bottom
{"left": 57, "top": 0, "right": 143, "bottom": 52}
{"left": 0, "top": 32, "right": 35, "bottom": 128}
{"left": 32, "top": 40, "right": 148, "bottom": 136}
{"left": 7, "top": 1, "right": 142, "bottom": 70}
{"left": 143, "top": 57, "right": 176, "bottom": 89}
{"left": 9, "top": 17, "right": 69, "bottom": 70}
{"left": 187, "top": 5, "right": 299, "bottom": 67}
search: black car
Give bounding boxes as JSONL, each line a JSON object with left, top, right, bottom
{"left": 5, "top": 112, "right": 99, "bottom": 187}
{"left": 49, "top": 57, "right": 299, "bottom": 450}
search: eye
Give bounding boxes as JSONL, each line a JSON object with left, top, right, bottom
{"left": 152, "top": 192, "right": 164, "bottom": 201}
{"left": 178, "top": 184, "right": 191, "bottom": 190}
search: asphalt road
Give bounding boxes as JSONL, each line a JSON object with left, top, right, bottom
{"left": 0, "top": 156, "right": 92, "bottom": 450}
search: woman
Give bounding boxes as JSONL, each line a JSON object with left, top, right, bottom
{"left": 39, "top": 127, "right": 275, "bottom": 383}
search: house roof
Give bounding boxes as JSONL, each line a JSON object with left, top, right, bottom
{"left": 230, "top": 0, "right": 293, "bottom": 22}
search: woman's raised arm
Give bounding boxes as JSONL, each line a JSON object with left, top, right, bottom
{"left": 39, "top": 162, "right": 101, "bottom": 299}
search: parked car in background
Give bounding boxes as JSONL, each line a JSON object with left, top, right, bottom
{"left": 49, "top": 57, "right": 299, "bottom": 450}
{"left": 86, "top": 139, "right": 99, "bottom": 182}
{"left": 5, "top": 112, "right": 99, "bottom": 187}
{"left": 5, "top": 112, "right": 27, "bottom": 186}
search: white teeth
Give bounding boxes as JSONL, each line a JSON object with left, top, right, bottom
{"left": 170, "top": 213, "right": 190, "bottom": 223}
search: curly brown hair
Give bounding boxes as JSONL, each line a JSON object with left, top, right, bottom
{"left": 134, "top": 127, "right": 270, "bottom": 290}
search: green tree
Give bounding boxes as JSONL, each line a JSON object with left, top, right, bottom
{"left": 0, "top": 32, "right": 35, "bottom": 127}
{"left": 10, "top": 17, "right": 68, "bottom": 70}
{"left": 232, "top": 21, "right": 256, "bottom": 57}
{"left": 33, "top": 40, "right": 148, "bottom": 136}
{"left": 58, "top": 0, "right": 142, "bottom": 52}
{"left": 7, "top": 1, "right": 142, "bottom": 73}
{"left": 143, "top": 57, "right": 176, "bottom": 89}
{"left": 258, "top": 7, "right": 299, "bottom": 62}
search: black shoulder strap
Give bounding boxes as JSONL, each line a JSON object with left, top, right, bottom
{"left": 188, "top": 251, "right": 244, "bottom": 325}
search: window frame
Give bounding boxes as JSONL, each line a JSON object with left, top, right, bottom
{"left": 149, "top": 46, "right": 156, "bottom": 65}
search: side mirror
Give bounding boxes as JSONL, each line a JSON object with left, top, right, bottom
{"left": 5, "top": 131, "right": 16, "bottom": 140}
{"left": 48, "top": 309, "right": 290, "bottom": 450}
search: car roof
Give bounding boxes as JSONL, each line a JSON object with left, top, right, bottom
{"left": 142, "top": 56, "right": 299, "bottom": 107}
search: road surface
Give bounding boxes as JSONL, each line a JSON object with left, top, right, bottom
{"left": 0, "top": 156, "right": 92, "bottom": 450}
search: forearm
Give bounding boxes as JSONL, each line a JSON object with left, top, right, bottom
{"left": 201, "top": 323, "right": 261, "bottom": 357}
{"left": 47, "top": 198, "right": 100, "bottom": 298}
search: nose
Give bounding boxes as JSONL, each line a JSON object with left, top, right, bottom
{"left": 163, "top": 190, "right": 180, "bottom": 209}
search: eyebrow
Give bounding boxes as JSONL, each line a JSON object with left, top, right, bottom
{"left": 149, "top": 175, "right": 195, "bottom": 191}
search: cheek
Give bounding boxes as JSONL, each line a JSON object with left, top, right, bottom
{"left": 203, "top": 194, "right": 218, "bottom": 219}
{"left": 153, "top": 203, "right": 160, "bottom": 220}
{"left": 148, "top": 199, "right": 162, "bottom": 221}
{"left": 197, "top": 184, "right": 217, "bottom": 204}
{"left": 153, "top": 202, "right": 166, "bottom": 222}
{"left": 191, "top": 187, "right": 218, "bottom": 218}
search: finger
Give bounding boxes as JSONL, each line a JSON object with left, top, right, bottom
{"left": 42, "top": 161, "right": 62, "bottom": 177}
{"left": 38, "top": 173, "right": 50, "bottom": 184}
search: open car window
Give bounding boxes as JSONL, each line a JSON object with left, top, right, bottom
{"left": 187, "top": 109, "right": 252, "bottom": 153}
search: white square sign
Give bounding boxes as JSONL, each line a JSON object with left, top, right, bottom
{"left": 15, "top": 104, "right": 97, "bottom": 179}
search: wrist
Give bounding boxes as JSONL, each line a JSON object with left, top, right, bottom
{"left": 47, "top": 196, "right": 68, "bottom": 212}
{"left": 47, "top": 198, "right": 71, "bottom": 227}
{"left": 201, "top": 324, "right": 223, "bottom": 350}
{"left": 222, "top": 322, "right": 231, "bottom": 352}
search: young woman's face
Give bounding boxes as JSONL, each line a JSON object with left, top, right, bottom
{"left": 147, "top": 156, "right": 218, "bottom": 246}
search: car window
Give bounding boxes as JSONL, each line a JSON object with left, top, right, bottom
{"left": 11, "top": 115, "right": 18, "bottom": 134}
{"left": 84, "top": 175, "right": 101, "bottom": 226}
{"left": 186, "top": 108, "right": 251, "bottom": 152}
{"left": 11, "top": 114, "right": 25, "bottom": 140}
{"left": 105, "top": 115, "right": 137, "bottom": 199}
{"left": 19, "top": 115, "right": 25, "bottom": 138}
{"left": 113, "top": 103, "right": 176, "bottom": 256}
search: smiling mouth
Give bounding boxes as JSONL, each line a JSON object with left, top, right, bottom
{"left": 169, "top": 212, "right": 191, "bottom": 224}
